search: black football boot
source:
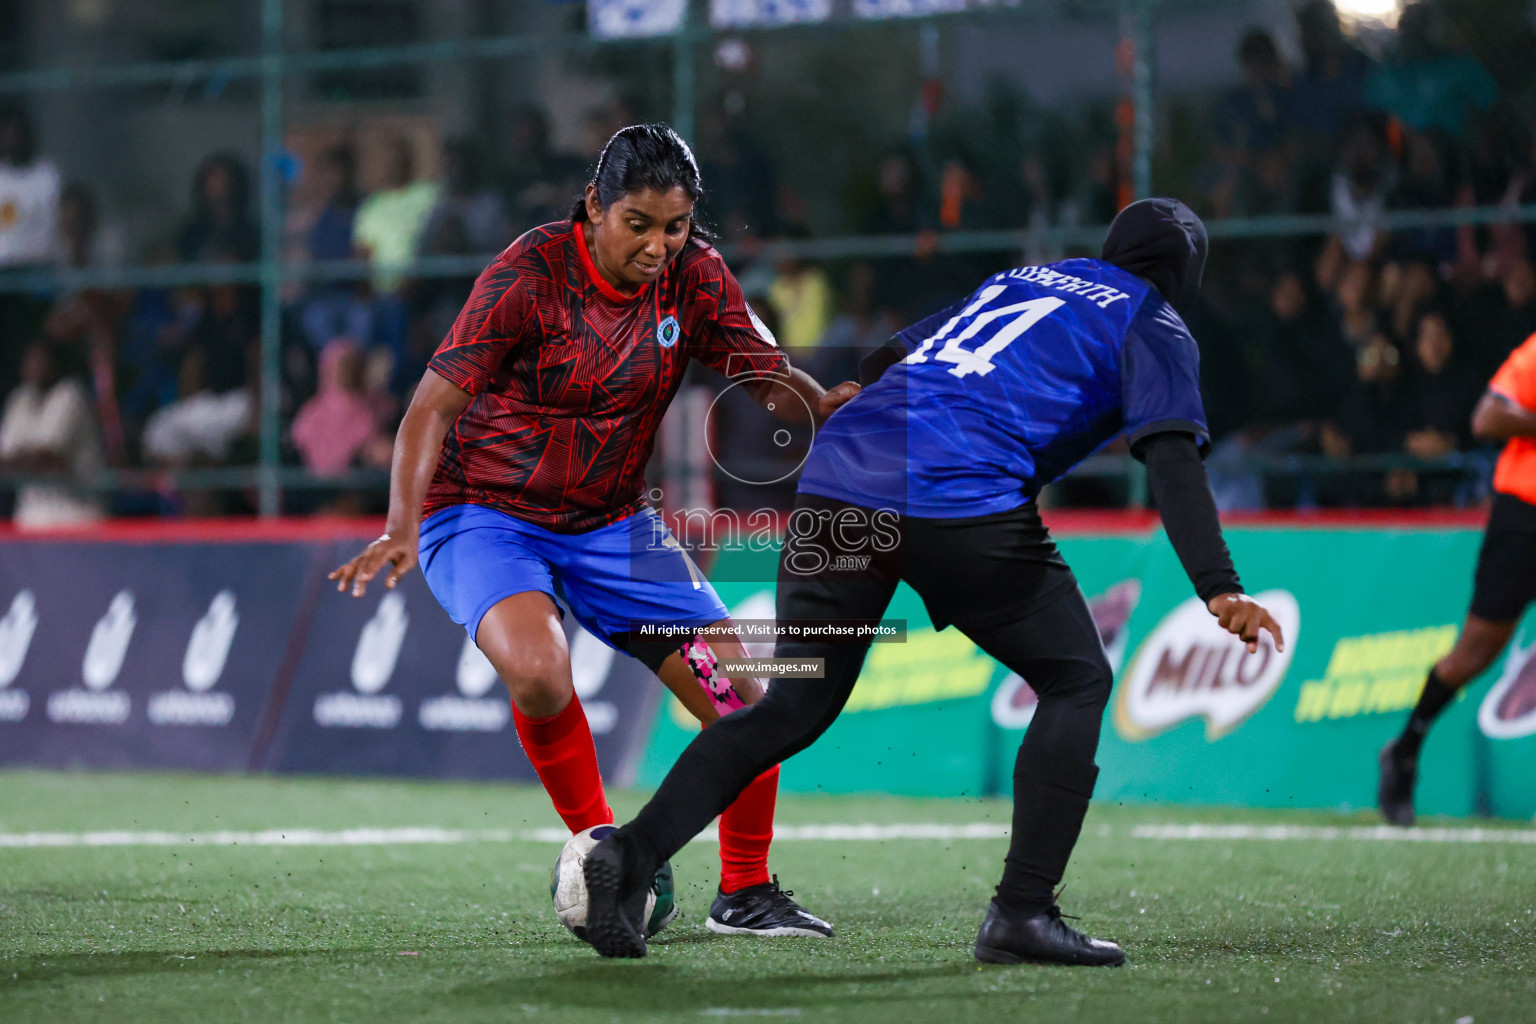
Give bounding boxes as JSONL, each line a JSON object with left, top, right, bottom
{"left": 1378, "top": 739, "right": 1418, "bottom": 827}
{"left": 974, "top": 900, "right": 1125, "bottom": 967}
{"left": 706, "top": 876, "right": 834, "bottom": 938}
{"left": 581, "top": 831, "right": 653, "bottom": 958}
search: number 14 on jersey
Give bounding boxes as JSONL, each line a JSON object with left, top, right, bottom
{"left": 904, "top": 287, "right": 1066, "bottom": 379}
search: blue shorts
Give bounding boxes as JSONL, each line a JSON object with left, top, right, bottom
{"left": 418, "top": 504, "right": 729, "bottom": 651}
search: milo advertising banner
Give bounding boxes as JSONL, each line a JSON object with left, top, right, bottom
{"left": 640, "top": 521, "right": 1536, "bottom": 818}
{"left": 1076, "top": 526, "right": 1509, "bottom": 818}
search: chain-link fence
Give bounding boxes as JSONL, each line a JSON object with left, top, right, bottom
{"left": 1, "top": 0, "right": 1532, "bottom": 522}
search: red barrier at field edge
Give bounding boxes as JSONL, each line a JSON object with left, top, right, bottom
{"left": 0, "top": 507, "right": 1492, "bottom": 545}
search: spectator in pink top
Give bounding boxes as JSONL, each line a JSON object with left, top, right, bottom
{"left": 290, "top": 339, "right": 391, "bottom": 478}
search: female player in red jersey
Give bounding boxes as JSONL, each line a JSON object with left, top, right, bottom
{"left": 331, "top": 124, "right": 856, "bottom": 937}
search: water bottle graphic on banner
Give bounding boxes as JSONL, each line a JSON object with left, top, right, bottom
{"left": 0, "top": 590, "right": 38, "bottom": 688}
{"left": 455, "top": 636, "right": 499, "bottom": 698}
{"left": 571, "top": 626, "right": 614, "bottom": 700}
{"left": 183, "top": 591, "right": 239, "bottom": 692}
{"left": 352, "top": 592, "right": 408, "bottom": 694}
{"left": 83, "top": 590, "right": 136, "bottom": 691}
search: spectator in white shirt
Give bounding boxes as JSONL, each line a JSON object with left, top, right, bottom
{"left": 0, "top": 104, "right": 62, "bottom": 269}
{"left": 0, "top": 341, "right": 104, "bottom": 529}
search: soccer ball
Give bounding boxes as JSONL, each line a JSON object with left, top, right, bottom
{"left": 549, "top": 824, "right": 677, "bottom": 940}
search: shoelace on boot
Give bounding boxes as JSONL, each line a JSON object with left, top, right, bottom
{"left": 1047, "top": 885, "right": 1081, "bottom": 923}
{"left": 763, "top": 875, "right": 799, "bottom": 908}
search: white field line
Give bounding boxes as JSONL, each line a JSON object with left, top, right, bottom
{"left": 1, "top": 821, "right": 1531, "bottom": 850}
{"left": 1132, "top": 823, "right": 1536, "bottom": 844}
{"left": 0, "top": 827, "right": 532, "bottom": 849}
{"left": 774, "top": 823, "right": 1009, "bottom": 841}
{"left": 0, "top": 823, "right": 1009, "bottom": 849}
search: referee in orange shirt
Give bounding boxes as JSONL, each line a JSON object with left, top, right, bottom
{"left": 1379, "top": 333, "right": 1536, "bottom": 825}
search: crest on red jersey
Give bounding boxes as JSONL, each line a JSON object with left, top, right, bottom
{"left": 657, "top": 315, "right": 680, "bottom": 349}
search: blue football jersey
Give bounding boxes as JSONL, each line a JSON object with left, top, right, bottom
{"left": 797, "top": 258, "right": 1209, "bottom": 517}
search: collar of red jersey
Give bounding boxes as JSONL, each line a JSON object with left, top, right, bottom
{"left": 573, "top": 220, "right": 652, "bottom": 305}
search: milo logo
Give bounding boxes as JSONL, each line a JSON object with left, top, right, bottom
{"left": 1478, "top": 630, "right": 1536, "bottom": 740}
{"left": 1114, "top": 590, "right": 1300, "bottom": 742}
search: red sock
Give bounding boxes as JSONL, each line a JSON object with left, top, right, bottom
{"left": 512, "top": 694, "right": 613, "bottom": 834}
{"left": 718, "top": 764, "right": 779, "bottom": 893}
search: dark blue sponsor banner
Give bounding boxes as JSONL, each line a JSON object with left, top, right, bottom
{"left": 0, "top": 541, "right": 318, "bottom": 771}
{"left": 0, "top": 529, "right": 667, "bottom": 784}
{"left": 258, "top": 551, "right": 663, "bottom": 784}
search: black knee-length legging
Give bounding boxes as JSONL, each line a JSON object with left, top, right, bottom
{"left": 624, "top": 496, "right": 1113, "bottom": 905}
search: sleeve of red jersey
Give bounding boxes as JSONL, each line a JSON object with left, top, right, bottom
{"left": 681, "top": 248, "right": 789, "bottom": 382}
{"left": 1489, "top": 334, "right": 1536, "bottom": 412}
{"left": 427, "top": 257, "right": 532, "bottom": 395}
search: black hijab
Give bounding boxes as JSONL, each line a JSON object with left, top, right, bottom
{"left": 1101, "top": 198, "right": 1208, "bottom": 312}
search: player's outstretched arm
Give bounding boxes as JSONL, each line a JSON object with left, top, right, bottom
{"left": 747, "top": 356, "right": 859, "bottom": 425}
{"left": 1140, "top": 430, "right": 1284, "bottom": 654}
{"left": 330, "top": 369, "right": 472, "bottom": 597}
{"left": 1472, "top": 392, "right": 1536, "bottom": 440}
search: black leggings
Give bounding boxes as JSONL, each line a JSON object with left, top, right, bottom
{"left": 625, "top": 496, "right": 1113, "bottom": 906}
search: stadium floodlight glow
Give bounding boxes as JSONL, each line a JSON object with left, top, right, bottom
{"left": 1333, "top": 0, "right": 1402, "bottom": 24}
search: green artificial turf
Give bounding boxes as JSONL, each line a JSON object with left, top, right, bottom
{"left": 1, "top": 770, "right": 1530, "bottom": 1023}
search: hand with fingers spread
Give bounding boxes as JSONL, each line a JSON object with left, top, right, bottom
{"left": 1207, "top": 592, "right": 1285, "bottom": 654}
{"left": 329, "top": 369, "right": 471, "bottom": 600}
{"left": 330, "top": 529, "right": 419, "bottom": 597}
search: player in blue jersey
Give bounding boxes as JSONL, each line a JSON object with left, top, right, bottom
{"left": 578, "top": 198, "right": 1286, "bottom": 965}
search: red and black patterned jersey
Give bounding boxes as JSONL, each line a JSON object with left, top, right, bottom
{"left": 424, "top": 220, "right": 787, "bottom": 532}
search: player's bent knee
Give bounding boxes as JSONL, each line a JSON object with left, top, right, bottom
{"left": 501, "top": 675, "right": 575, "bottom": 718}
{"left": 1436, "top": 654, "right": 1481, "bottom": 689}
{"left": 1439, "top": 619, "right": 1517, "bottom": 687}
{"left": 483, "top": 645, "right": 573, "bottom": 717}
{"left": 1041, "top": 656, "right": 1113, "bottom": 711}
{"left": 1439, "top": 651, "right": 1495, "bottom": 689}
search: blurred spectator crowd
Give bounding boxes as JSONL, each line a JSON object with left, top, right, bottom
{"left": 2, "top": 0, "right": 1536, "bottom": 523}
